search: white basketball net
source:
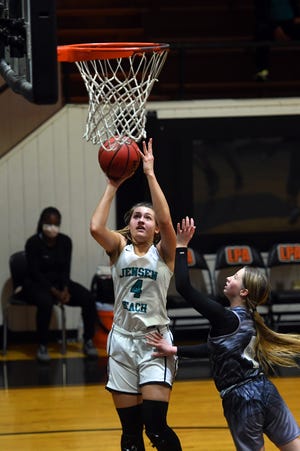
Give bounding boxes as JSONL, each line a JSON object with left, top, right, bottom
{"left": 75, "top": 49, "right": 168, "bottom": 149}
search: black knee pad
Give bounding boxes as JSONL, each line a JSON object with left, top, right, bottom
{"left": 146, "top": 427, "right": 182, "bottom": 451}
{"left": 121, "top": 433, "right": 143, "bottom": 451}
{"left": 146, "top": 431, "right": 166, "bottom": 448}
{"left": 142, "top": 399, "right": 181, "bottom": 450}
{"left": 117, "top": 405, "right": 145, "bottom": 451}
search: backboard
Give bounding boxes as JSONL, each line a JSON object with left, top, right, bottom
{"left": 0, "top": 0, "right": 58, "bottom": 104}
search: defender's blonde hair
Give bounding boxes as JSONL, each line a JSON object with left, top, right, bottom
{"left": 243, "top": 266, "right": 300, "bottom": 373}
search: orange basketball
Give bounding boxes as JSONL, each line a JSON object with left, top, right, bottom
{"left": 98, "top": 137, "right": 141, "bottom": 180}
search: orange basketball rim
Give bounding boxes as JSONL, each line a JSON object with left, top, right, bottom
{"left": 56, "top": 42, "right": 170, "bottom": 147}
{"left": 57, "top": 42, "right": 169, "bottom": 62}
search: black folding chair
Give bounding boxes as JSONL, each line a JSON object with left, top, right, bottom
{"left": 2, "top": 251, "right": 67, "bottom": 355}
{"left": 267, "top": 243, "right": 300, "bottom": 331}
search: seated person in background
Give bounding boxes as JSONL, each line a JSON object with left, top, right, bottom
{"left": 24, "top": 206, "right": 98, "bottom": 362}
{"left": 254, "top": 0, "right": 300, "bottom": 81}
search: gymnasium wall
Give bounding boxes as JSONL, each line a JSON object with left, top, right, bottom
{"left": 144, "top": 98, "right": 300, "bottom": 254}
{"left": 0, "top": 104, "right": 114, "bottom": 329}
{"left": 0, "top": 75, "right": 63, "bottom": 158}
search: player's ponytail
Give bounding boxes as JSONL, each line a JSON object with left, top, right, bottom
{"left": 243, "top": 266, "right": 300, "bottom": 373}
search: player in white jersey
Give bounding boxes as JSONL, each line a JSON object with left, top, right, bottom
{"left": 90, "top": 138, "right": 182, "bottom": 451}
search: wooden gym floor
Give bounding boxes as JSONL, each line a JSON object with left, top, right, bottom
{"left": 0, "top": 339, "right": 300, "bottom": 450}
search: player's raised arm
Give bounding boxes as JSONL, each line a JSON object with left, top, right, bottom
{"left": 90, "top": 178, "right": 126, "bottom": 261}
{"left": 142, "top": 138, "right": 176, "bottom": 269}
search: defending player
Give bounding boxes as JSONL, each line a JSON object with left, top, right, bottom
{"left": 147, "top": 217, "right": 300, "bottom": 451}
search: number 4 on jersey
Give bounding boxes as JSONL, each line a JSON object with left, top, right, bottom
{"left": 130, "top": 279, "right": 143, "bottom": 298}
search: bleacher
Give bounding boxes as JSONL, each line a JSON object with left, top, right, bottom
{"left": 56, "top": 0, "right": 300, "bottom": 102}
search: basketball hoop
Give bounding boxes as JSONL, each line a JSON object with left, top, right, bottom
{"left": 57, "top": 42, "right": 169, "bottom": 149}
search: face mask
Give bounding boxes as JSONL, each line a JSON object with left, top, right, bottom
{"left": 42, "top": 224, "right": 60, "bottom": 238}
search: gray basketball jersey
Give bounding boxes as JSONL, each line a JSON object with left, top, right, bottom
{"left": 208, "top": 306, "right": 262, "bottom": 394}
{"left": 111, "top": 244, "right": 172, "bottom": 332}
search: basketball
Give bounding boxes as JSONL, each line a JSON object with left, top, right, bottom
{"left": 98, "top": 137, "right": 141, "bottom": 180}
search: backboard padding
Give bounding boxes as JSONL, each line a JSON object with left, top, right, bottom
{"left": 0, "top": 0, "right": 58, "bottom": 104}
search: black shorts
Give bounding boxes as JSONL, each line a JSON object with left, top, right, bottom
{"left": 222, "top": 375, "right": 300, "bottom": 451}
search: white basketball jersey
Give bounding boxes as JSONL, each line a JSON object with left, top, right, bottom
{"left": 111, "top": 244, "right": 172, "bottom": 332}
